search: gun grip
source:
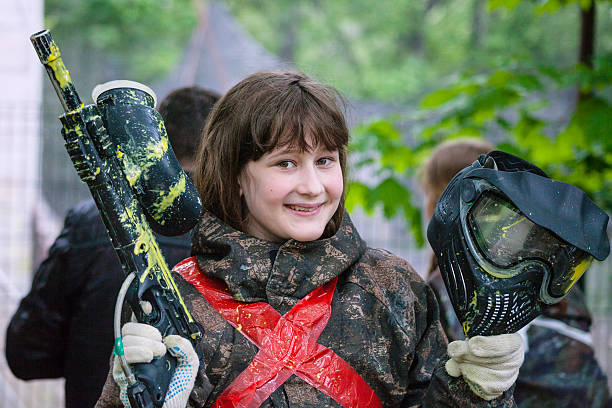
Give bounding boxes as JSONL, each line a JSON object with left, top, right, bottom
{"left": 129, "top": 353, "right": 177, "bottom": 408}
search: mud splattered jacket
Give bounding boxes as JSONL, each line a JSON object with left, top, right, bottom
{"left": 96, "top": 211, "right": 515, "bottom": 407}
{"left": 514, "top": 287, "right": 610, "bottom": 407}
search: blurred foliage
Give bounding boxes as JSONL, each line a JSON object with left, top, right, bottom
{"left": 225, "top": 0, "right": 612, "bottom": 102}
{"left": 41, "top": 0, "right": 611, "bottom": 247}
{"left": 418, "top": 59, "right": 612, "bottom": 209}
{"left": 346, "top": 120, "right": 431, "bottom": 247}
{"left": 346, "top": 0, "right": 612, "bottom": 247}
{"left": 44, "top": 0, "right": 197, "bottom": 84}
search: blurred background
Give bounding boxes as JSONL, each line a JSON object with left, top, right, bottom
{"left": 2, "top": 0, "right": 611, "bottom": 406}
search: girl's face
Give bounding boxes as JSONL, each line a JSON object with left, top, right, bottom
{"left": 238, "top": 137, "right": 343, "bottom": 242}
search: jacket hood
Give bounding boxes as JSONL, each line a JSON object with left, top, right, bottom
{"left": 191, "top": 210, "right": 366, "bottom": 308}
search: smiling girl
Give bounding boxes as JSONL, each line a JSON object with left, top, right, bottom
{"left": 97, "top": 71, "right": 522, "bottom": 408}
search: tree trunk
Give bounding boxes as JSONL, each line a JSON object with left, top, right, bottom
{"left": 401, "top": 0, "right": 438, "bottom": 56}
{"left": 470, "top": 0, "right": 486, "bottom": 50}
{"left": 279, "top": 16, "right": 296, "bottom": 63}
{"left": 578, "top": 1, "right": 596, "bottom": 102}
{"left": 278, "top": 2, "right": 299, "bottom": 63}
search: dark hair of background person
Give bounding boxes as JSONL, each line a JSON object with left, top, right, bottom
{"left": 158, "top": 86, "right": 221, "bottom": 170}
{"left": 5, "top": 85, "right": 220, "bottom": 408}
{"left": 193, "top": 70, "right": 349, "bottom": 238}
{"left": 420, "top": 138, "right": 494, "bottom": 277}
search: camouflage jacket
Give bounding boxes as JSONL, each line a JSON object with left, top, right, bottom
{"left": 96, "top": 211, "right": 515, "bottom": 407}
{"left": 514, "top": 287, "right": 610, "bottom": 408}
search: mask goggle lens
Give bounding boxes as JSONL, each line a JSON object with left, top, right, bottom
{"left": 466, "top": 192, "right": 591, "bottom": 299}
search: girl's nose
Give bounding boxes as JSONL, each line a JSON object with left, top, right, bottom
{"left": 296, "top": 165, "right": 325, "bottom": 196}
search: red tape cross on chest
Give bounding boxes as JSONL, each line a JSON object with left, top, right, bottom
{"left": 174, "top": 257, "right": 382, "bottom": 408}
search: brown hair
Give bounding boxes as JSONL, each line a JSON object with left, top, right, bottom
{"left": 193, "top": 71, "right": 349, "bottom": 236}
{"left": 421, "top": 138, "right": 494, "bottom": 275}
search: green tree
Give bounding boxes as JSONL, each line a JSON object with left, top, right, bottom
{"left": 347, "top": 119, "right": 429, "bottom": 246}
{"left": 224, "top": 0, "right": 612, "bottom": 102}
{"left": 45, "top": 0, "right": 197, "bottom": 87}
{"left": 347, "top": 0, "right": 612, "bottom": 246}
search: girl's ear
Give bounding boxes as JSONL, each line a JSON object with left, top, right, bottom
{"left": 237, "top": 175, "right": 243, "bottom": 197}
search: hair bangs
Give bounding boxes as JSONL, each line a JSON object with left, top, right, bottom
{"left": 249, "top": 77, "right": 348, "bottom": 159}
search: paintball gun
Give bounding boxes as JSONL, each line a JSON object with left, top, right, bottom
{"left": 30, "top": 29, "right": 202, "bottom": 407}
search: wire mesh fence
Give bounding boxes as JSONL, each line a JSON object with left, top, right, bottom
{"left": 1, "top": 82, "right": 610, "bottom": 406}
{"left": 2, "top": 4, "right": 611, "bottom": 403}
{"left": 2, "top": 139, "right": 612, "bottom": 408}
{"left": 0, "top": 98, "right": 65, "bottom": 407}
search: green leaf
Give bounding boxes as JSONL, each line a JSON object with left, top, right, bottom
{"left": 421, "top": 88, "right": 461, "bottom": 108}
{"left": 550, "top": 131, "right": 579, "bottom": 162}
{"left": 488, "top": 0, "right": 522, "bottom": 11}
{"left": 473, "top": 108, "right": 496, "bottom": 125}
{"left": 570, "top": 97, "right": 612, "bottom": 149}
{"left": 380, "top": 145, "right": 416, "bottom": 173}
{"left": 535, "top": 0, "right": 563, "bottom": 14}
{"left": 486, "top": 71, "right": 515, "bottom": 87}
{"left": 513, "top": 73, "right": 543, "bottom": 90}
{"left": 345, "top": 181, "right": 372, "bottom": 214}
{"left": 403, "top": 201, "right": 425, "bottom": 247}
{"left": 368, "top": 120, "right": 402, "bottom": 141}
{"left": 369, "top": 178, "right": 411, "bottom": 218}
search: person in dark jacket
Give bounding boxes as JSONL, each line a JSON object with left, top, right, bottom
{"left": 96, "top": 71, "right": 525, "bottom": 408}
{"left": 5, "top": 85, "right": 220, "bottom": 408}
{"left": 420, "top": 139, "right": 610, "bottom": 407}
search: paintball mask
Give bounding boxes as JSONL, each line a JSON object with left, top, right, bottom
{"left": 427, "top": 151, "right": 610, "bottom": 337}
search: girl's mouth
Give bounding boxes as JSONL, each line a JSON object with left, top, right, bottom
{"left": 285, "top": 203, "right": 323, "bottom": 214}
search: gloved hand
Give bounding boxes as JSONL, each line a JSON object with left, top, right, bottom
{"left": 445, "top": 333, "right": 524, "bottom": 401}
{"left": 113, "top": 322, "right": 199, "bottom": 408}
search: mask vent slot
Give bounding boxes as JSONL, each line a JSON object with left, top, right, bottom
{"left": 471, "top": 285, "right": 540, "bottom": 336}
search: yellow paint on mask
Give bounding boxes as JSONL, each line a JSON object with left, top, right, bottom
{"left": 145, "top": 134, "right": 168, "bottom": 161}
{"left": 121, "top": 155, "right": 142, "bottom": 187}
{"left": 501, "top": 216, "right": 526, "bottom": 239}
{"left": 462, "top": 291, "right": 479, "bottom": 335}
{"left": 568, "top": 258, "right": 591, "bottom": 287}
{"left": 117, "top": 136, "right": 168, "bottom": 187}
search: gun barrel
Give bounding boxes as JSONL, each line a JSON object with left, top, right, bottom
{"left": 30, "top": 29, "right": 82, "bottom": 112}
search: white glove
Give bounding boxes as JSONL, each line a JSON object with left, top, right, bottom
{"left": 445, "top": 333, "right": 524, "bottom": 401}
{"left": 113, "top": 322, "right": 198, "bottom": 408}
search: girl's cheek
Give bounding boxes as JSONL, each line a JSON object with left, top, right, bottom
{"left": 331, "top": 173, "right": 345, "bottom": 198}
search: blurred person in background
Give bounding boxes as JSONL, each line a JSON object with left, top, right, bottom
{"left": 5, "top": 86, "right": 220, "bottom": 408}
{"left": 421, "top": 138, "right": 495, "bottom": 341}
{"left": 420, "top": 138, "right": 610, "bottom": 407}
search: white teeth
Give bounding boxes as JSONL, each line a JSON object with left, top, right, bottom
{"left": 288, "top": 205, "right": 315, "bottom": 212}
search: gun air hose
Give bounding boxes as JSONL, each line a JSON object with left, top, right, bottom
{"left": 114, "top": 272, "right": 138, "bottom": 386}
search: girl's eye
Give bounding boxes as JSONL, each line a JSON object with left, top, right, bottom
{"left": 278, "top": 160, "right": 295, "bottom": 168}
{"left": 316, "top": 157, "right": 333, "bottom": 166}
